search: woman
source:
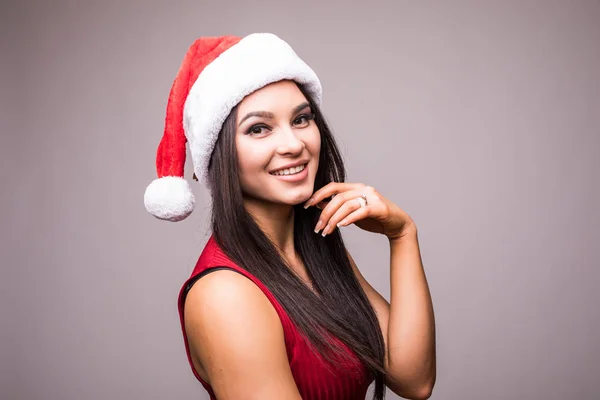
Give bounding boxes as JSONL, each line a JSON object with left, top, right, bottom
{"left": 144, "top": 33, "right": 436, "bottom": 400}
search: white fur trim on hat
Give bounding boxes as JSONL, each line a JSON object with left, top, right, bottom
{"left": 144, "top": 176, "right": 196, "bottom": 222}
{"left": 183, "top": 32, "right": 322, "bottom": 186}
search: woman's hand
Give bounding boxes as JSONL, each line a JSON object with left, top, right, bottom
{"left": 303, "top": 182, "right": 416, "bottom": 240}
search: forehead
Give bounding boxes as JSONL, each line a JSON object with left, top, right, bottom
{"left": 236, "top": 80, "right": 307, "bottom": 115}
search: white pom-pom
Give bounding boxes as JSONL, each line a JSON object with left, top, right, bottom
{"left": 144, "top": 176, "right": 195, "bottom": 222}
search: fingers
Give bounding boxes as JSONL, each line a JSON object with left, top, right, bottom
{"left": 314, "top": 189, "right": 366, "bottom": 236}
{"left": 337, "top": 206, "right": 369, "bottom": 228}
{"left": 322, "top": 199, "right": 367, "bottom": 236}
{"left": 303, "top": 182, "right": 363, "bottom": 209}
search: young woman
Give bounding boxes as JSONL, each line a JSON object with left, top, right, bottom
{"left": 144, "top": 33, "right": 436, "bottom": 400}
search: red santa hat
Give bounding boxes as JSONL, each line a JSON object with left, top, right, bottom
{"left": 143, "top": 33, "right": 322, "bottom": 222}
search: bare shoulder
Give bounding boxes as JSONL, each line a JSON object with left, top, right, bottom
{"left": 184, "top": 269, "right": 301, "bottom": 399}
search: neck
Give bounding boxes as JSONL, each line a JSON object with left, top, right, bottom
{"left": 243, "top": 197, "right": 296, "bottom": 261}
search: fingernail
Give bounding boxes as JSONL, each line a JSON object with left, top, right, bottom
{"left": 321, "top": 225, "right": 330, "bottom": 237}
{"left": 314, "top": 220, "right": 324, "bottom": 233}
{"left": 304, "top": 197, "right": 315, "bottom": 209}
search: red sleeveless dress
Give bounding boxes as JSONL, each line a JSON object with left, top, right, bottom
{"left": 177, "top": 235, "right": 374, "bottom": 399}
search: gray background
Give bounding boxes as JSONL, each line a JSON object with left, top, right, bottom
{"left": 2, "top": 0, "right": 599, "bottom": 399}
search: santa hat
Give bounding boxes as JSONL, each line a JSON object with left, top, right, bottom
{"left": 143, "top": 33, "right": 322, "bottom": 222}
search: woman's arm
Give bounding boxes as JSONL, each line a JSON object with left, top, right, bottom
{"left": 305, "top": 182, "right": 436, "bottom": 398}
{"left": 184, "top": 269, "right": 303, "bottom": 400}
{"left": 348, "top": 225, "right": 436, "bottom": 400}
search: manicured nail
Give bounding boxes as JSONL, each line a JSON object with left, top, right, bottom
{"left": 314, "top": 220, "right": 324, "bottom": 233}
{"left": 321, "top": 224, "right": 330, "bottom": 237}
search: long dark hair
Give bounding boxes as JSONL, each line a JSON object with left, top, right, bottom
{"left": 206, "top": 81, "right": 387, "bottom": 399}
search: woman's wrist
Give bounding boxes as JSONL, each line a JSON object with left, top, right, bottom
{"left": 387, "top": 222, "right": 418, "bottom": 244}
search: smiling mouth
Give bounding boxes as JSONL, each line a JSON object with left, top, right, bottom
{"left": 269, "top": 163, "right": 307, "bottom": 176}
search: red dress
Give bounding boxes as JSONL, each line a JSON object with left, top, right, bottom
{"left": 177, "top": 235, "right": 374, "bottom": 399}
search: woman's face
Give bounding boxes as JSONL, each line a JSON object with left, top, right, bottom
{"left": 235, "top": 80, "right": 321, "bottom": 207}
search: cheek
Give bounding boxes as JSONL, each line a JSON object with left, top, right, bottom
{"left": 309, "top": 131, "right": 321, "bottom": 162}
{"left": 236, "top": 139, "right": 269, "bottom": 179}
{"left": 237, "top": 158, "right": 258, "bottom": 183}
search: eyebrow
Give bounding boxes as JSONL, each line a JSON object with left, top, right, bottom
{"left": 238, "top": 102, "right": 311, "bottom": 127}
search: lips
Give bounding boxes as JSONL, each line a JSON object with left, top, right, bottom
{"left": 268, "top": 159, "right": 310, "bottom": 174}
{"left": 270, "top": 163, "right": 307, "bottom": 176}
{"left": 269, "top": 162, "right": 309, "bottom": 182}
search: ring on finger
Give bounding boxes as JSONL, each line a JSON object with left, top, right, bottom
{"left": 355, "top": 193, "right": 367, "bottom": 208}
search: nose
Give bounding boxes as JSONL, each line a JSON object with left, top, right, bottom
{"left": 275, "top": 125, "right": 304, "bottom": 156}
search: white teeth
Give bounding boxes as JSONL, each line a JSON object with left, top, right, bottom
{"left": 271, "top": 164, "right": 306, "bottom": 176}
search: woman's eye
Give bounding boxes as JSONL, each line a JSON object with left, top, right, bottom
{"left": 294, "top": 113, "right": 315, "bottom": 126}
{"left": 247, "top": 125, "right": 268, "bottom": 135}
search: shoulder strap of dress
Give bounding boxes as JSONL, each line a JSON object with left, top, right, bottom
{"left": 177, "top": 235, "right": 298, "bottom": 353}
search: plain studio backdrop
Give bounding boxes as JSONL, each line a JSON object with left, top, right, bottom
{"left": 1, "top": 1, "right": 599, "bottom": 399}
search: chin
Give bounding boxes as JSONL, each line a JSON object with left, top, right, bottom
{"left": 281, "top": 191, "right": 313, "bottom": 206}
{"left": 271, "top": 187, "right": 314, "bottom": 206}
{"left": 245, "top": 174, "right": 316, "bottom": 206}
